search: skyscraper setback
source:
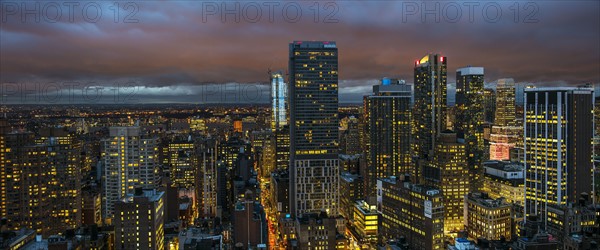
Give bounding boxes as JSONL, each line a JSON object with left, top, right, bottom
{"left": 364, "top": 78, "right": 412, "bottom": 196}
{"left": 454, "top": 66, "right": 485, "bottom": 191}
{"left": 413, "top": 54, "right": 447, "bottom": 160}
{"left": 288, "top": 41, "right": 339, "bottom": 217}
{"left": 523, "top": 87, "right": 594, "bottom": 229}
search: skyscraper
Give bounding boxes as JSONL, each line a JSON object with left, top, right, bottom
{"left": 483, "top": 88, "right": 496, "bottom": 124}
{"left": 37, "top": 128, "right": 83, "bottom": 235}
{"left": 288, "top": 41, "right": 339, "bottom": 217}
{"left": 196, "top": 136, "right": 219, "bottom": 219}
{"left": 413, "top": 54, "right": 447, "bottom": 161}
{"left": 165, "top": 136, "right": 196, "bottom": 189}
{"left": 490, "top": 79, "right": 520, "bottom": 161}
{"left": 271, "top": 71, "right": 290, "bottom": 171}
{"left": 1, "top": 131, "right": 52, "bottom": 236}
{"left": 364, "top": 78, "right": 412, "bottom": 196}
{"left": 423, "top": 132, "right": 469, "bottom": 234}
{"left": 455, "top": 67, "right": 485, "bottom": 191}
{"left": 271, "top": 70, "right": 287, "bottom": 131}
{"left": 523, "top": 87, "right": 594, "bottom": 229}
{"left": 102, "top": 126, "right": 160, "bottom": 223}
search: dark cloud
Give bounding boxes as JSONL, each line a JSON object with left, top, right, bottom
{"left": 0, "top": 1, "right": 598, "bottom": 103}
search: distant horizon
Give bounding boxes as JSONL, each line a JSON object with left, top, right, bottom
{"left": 1, "top": 1, "right": 598, "bottom": 104}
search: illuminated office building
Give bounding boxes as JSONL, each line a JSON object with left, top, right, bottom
{"left": 271, "top": 71, "right": 291, "bottom": 171}
{"left": 413, "top": 54, "right": 447, "bottom": 160}
{"left": 196, "top": 136, "right": 219, "bottom": 219}
{"left": 523, "top": 87, "right": 594, "bottom": 230}
{"left": 465, "top": 192, "right": 512, "bottom": 242}
{"left": 364, "top": 78, "right": 412, "bottom": 196}
{"left": 490, "top": 79, "right": 520, "bottom": 161}
{"left": 189, "top": 118, "right": 207, "bottom": 133}
{"left": 482, "top": 161, "right": 525, "bottom": 207}
{"left": 340, "top": 172, "right": 364, "bottom": 221}
{"left": 165, "top": 137, "right": 196, "bottom": 189}
{"left": 352, "top": 200, "right": 378, "bottom": 245}
{"left": 423, "top": 132, "right": 469, "bottom": 234}
{"left": 455, "top": 67, "right": 485, "bottom": 191}
{"left": 294, "top": 212, "right": 339, "bottom": 250}
{"left": 102, "top": 126, "right": 160, "bottom": 222}
{"left": 114, "top": 189, "right": 164, "bottom": 250}
{"left": 341, "top": 116, "right": 361, "bottom": 155}
{"left": 288, "top": 41, "right": 339, "bottom": 217}
{"left": 378, "top": 175, "right": 444, "bottom": 250}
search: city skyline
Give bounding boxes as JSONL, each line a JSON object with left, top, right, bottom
{"left": 1, "top": 1, "right": 599, "bottom": 249}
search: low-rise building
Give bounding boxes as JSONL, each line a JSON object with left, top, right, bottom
{"left": 465, "top": 192, "right": 512, "bottom": 242}
{"left": 378, "top": 175, "right": 444, "bottom": 250}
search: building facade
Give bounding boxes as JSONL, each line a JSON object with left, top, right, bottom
{"left": 378, "top": 175, "right": 444, "bottom": 250}
{"left": 455, "top": 67, "right": 485, "bottom": 192}
{"left": 490, "top": 79, "right": 521, "bottom": 161}
{"left": 288, "top": 41, "right": 340, "bottom": 217}
{"left": 102, "top": 126, "right": 160, "bottom": 222}
{"left": 465, "top": 192, "right": 512, "bottom": 242}
{"left": 523, "top": 87, "right": 594, "bottom": 229}
{"left": 482, "top": 161, "right": 525, "bottom": 206}
{"left": 114, "top": 189, "right": 165, "bottom": 250}
{"left": 271, "top": 71, "right": 291, "bottom": 172}
{"left": 364, "top": 78, "right": 412, "bottom": 196}
{"left": 423, "top": 132, "right": 469, "bottom": 234}
{"left": 413, "top": 54, "right": 447, "bottom": 160}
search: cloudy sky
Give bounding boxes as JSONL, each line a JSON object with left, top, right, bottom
{"left": 1, "top": 1, "right": 598, "bottom": 104}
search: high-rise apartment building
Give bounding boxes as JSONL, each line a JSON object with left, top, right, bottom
{"left": 288, "top": 41, "right": 339, "bottom": 217}
{"left": 413, "top": 54, "right": 447, "bottom": 160}
{"left": 0, "top": 130, "right": 52, "bottom": 236}
{"left": 114, "top": 189, "right": 164, "bottom": 250}
{"left": 102, "top": 126, "right": 160, "bottom": 222}
{"left": 523, "top": 87, "right": 594, "bottom": 229}
{"left": 37, "top": 128, "right": 83, "bottom": 235}
{"left": 364, "top": 78, "right": 412, "bottom": 196}
{"left": 165, "top": 137, "right": 196, "bottom": 189}
{"left": 490, "top": 79, "right": 521, "bottom": 161}
{"left": 455, "top": 67, "right": 485, "bottom": 191}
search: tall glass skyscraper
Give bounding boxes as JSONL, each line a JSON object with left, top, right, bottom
{"left": 455, "top": 66, "right": 485, "bottom": 191}
{"left": 523, "top": 87, "right": 594, "bottom": 229}
{"left": 413, "top": 54, "right": 447, "bottom": 160}
{"left": 271, "top": 71, "right": 290, "bottom": 171}
{"left": 490, "top": 79, "right": 520, "bottom": 161}
{"left": 364, "top": 78, "right": 412, "bottom": 196}
{"left": 288, "top": 41, "right": 339, "bottom": 217}
{"left": 271, "top": 71, "right": 287, "bottom": 131}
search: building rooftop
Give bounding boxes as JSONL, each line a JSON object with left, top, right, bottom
{"left": 467, "top": 192, "right": 510, "bottom": 208}
{"left": 122, "top": 189, "right": 164, "bottom": 203}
